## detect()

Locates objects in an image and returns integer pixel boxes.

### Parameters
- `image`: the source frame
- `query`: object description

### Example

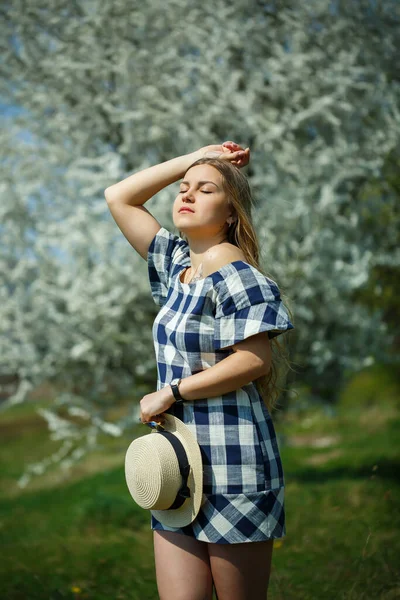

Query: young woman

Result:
[105,141,294,600]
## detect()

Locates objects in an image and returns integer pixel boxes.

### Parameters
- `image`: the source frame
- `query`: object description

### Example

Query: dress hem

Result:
[150,487,286,544]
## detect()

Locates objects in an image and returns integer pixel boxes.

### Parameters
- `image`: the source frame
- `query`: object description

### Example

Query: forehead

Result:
[183,164,223,185]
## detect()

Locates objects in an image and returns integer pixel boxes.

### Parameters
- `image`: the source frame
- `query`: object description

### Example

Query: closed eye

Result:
[178,190,213,194]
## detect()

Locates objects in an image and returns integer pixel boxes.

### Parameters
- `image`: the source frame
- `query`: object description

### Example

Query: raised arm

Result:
[104,143,249,261]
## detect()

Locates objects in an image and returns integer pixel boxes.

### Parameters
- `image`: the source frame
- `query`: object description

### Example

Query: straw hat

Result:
[125,414,203,527]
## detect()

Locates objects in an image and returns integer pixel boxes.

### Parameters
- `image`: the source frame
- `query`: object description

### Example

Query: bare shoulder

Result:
[204,243,247,276]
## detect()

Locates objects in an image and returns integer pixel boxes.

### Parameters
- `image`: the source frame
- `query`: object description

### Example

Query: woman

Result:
[105,141,294,600]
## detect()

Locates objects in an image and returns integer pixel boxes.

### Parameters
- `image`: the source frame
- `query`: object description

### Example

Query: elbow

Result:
[104,186,117,204]
[258,358,271,377]
[263,363,272,377]
[246,357,270,380]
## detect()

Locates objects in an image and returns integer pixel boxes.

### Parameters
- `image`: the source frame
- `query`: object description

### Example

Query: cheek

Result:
[213,199,228,217]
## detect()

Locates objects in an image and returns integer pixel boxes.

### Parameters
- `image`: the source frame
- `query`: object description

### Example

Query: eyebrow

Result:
[180,180,220,189]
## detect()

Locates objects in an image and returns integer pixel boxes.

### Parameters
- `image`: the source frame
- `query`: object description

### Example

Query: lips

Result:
[179,208,194,213]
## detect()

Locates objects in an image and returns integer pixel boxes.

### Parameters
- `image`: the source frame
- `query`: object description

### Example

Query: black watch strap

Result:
[170,378,185,404]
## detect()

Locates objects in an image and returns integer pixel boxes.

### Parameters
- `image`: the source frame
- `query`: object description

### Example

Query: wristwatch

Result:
[170,377,185,404]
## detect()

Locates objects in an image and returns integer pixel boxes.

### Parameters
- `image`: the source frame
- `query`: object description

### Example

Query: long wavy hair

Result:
[177,157,295,414]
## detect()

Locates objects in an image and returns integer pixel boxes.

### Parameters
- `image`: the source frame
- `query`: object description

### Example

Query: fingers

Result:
[202,142,250,166]
[222,143,250,167]
[237,147,250,167]
[220,148,250,168]
[139,413,165,425]
[223,141,242,150]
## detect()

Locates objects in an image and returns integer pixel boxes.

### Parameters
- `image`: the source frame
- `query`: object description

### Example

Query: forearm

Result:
[104,150,202,206]
[178,352,267,402]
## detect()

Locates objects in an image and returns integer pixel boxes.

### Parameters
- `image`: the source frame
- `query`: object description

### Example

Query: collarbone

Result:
[203,245,246,275]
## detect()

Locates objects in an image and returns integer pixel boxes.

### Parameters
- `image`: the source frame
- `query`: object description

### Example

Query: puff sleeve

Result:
[147,226,189,307]
[213,263,294,350]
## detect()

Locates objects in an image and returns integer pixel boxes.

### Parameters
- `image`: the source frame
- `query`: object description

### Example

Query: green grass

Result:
[276,401,400,599]
[0,371,399,599]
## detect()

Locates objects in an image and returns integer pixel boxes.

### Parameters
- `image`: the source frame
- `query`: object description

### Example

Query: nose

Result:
[181,190,194,202]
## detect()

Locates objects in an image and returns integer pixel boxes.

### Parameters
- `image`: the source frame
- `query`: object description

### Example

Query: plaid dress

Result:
[147,226,294,544]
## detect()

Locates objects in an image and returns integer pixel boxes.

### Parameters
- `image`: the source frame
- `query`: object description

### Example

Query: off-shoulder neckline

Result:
[178,260,252,287]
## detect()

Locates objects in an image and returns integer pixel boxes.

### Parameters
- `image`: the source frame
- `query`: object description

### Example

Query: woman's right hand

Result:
[197,141,250,168]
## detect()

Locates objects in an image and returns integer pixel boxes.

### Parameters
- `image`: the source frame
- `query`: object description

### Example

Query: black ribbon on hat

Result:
[159,431,191,510]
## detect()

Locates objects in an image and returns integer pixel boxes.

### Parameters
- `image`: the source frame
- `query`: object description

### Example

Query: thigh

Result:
[208,539,274,600]
[153,530,214,600]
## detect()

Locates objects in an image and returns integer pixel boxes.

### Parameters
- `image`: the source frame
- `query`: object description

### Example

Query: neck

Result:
[185,231,229,269]
[184,236,228,284]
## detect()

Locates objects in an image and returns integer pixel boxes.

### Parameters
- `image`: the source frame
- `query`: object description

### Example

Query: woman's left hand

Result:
[139,387,175,424]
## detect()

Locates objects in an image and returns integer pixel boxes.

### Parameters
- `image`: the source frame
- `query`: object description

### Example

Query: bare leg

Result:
[153,530,214,600]
[208,539,274,600]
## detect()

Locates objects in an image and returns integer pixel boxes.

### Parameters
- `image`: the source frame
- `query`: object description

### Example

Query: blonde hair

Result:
[178,157,295,414]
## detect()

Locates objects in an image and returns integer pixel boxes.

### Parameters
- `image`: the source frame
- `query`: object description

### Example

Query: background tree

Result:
[0,0,399,483]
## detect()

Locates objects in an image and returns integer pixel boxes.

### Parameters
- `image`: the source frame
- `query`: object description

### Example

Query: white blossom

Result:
[0,0,398,483]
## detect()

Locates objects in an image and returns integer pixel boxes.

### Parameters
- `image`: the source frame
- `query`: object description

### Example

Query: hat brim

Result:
[150,413,203,528]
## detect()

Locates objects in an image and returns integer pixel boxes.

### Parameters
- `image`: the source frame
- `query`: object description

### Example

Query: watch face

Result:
[171,378,180,386]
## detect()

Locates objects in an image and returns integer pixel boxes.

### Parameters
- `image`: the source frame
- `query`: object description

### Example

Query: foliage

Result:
[0,0,399,479]
[338,363,400,410]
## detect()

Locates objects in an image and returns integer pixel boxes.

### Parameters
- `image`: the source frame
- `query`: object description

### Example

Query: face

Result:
[173,164,231,238]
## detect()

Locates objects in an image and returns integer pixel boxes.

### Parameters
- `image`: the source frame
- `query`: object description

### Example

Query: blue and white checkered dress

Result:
[147,226,294,544]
